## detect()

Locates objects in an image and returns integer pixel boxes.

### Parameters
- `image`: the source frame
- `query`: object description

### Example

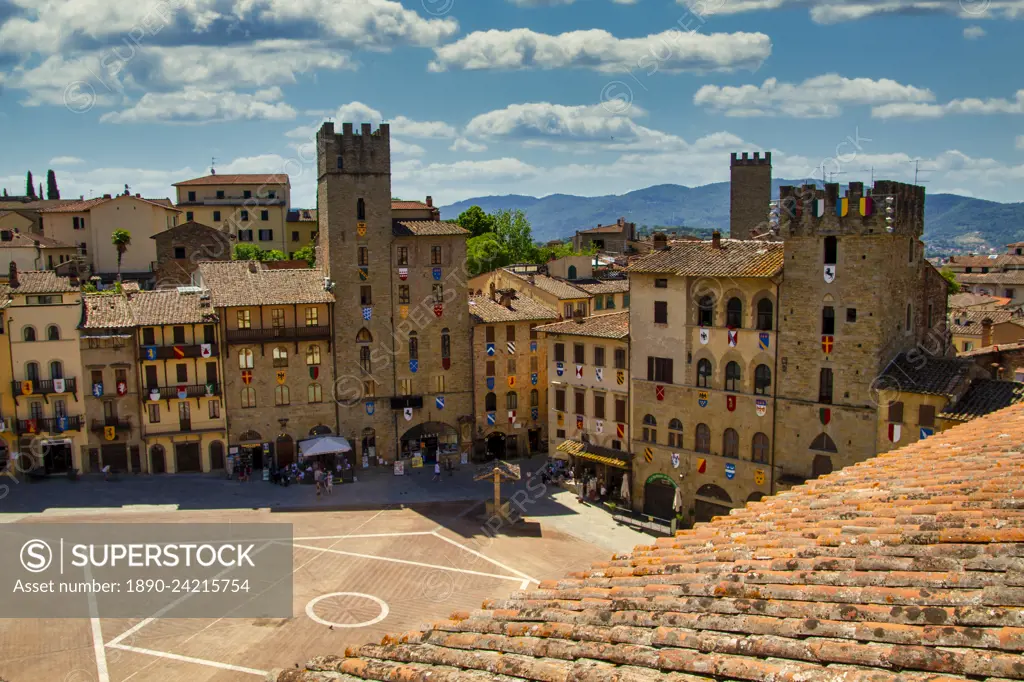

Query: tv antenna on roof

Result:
[210,157,216,175]
[910,159,932,185]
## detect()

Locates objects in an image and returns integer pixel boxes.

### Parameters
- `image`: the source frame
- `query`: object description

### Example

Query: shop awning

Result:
[557,440,631,469]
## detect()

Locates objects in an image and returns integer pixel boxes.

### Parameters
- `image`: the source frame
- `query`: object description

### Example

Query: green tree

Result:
[492,208,535,263]
[456,205,496,238]
[294,242,316,267]
[939,267,962,295]
[466,233,511,276]
[25,171,35,198]
[110,229,132,280]
[233,243,264,261]
[46,170,60,199]
[39,182,43,199]
[263,249,287,261]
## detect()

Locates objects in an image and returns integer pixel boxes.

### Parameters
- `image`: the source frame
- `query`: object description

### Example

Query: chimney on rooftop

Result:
[8,261,18,288]
[103,194,112,199]
[489,282,497,302]
[499,290,515,309]
[982,318,993,348]
[652,232,668,251]
[425,196,433,208]
[712,230,722,249]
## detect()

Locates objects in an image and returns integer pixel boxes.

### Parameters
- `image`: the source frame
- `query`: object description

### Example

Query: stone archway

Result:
[485,432,506,460]
[695,483,732,524]
[399,421,457,465]
[643,473,677,520]
[276,434,295,468]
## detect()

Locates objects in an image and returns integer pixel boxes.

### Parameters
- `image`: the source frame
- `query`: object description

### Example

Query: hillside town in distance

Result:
[3,123,1024,682]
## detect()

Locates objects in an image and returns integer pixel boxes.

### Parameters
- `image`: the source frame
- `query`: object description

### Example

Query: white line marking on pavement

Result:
[293,531,436,540]
[293,543,525,582]
[85,566,111,682]
[106,644,266,677]
[431,531,540,585]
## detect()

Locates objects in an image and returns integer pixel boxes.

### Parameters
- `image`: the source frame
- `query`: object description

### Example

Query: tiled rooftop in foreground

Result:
[271,401,1024,681]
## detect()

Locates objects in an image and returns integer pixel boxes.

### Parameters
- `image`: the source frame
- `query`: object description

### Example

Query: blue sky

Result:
[0,0,1021,209]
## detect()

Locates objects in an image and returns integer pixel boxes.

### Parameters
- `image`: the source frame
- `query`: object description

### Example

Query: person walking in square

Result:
[315,467,322,497]
[326,470,333,495]
[432,461,441,482]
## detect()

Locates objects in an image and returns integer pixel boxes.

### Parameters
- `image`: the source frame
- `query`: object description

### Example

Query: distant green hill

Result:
[440,181,1024,253]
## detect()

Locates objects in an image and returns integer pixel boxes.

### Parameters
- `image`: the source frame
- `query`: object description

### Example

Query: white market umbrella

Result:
[673,485,683,513]
[299,436,352,458]
[620,474,630,504]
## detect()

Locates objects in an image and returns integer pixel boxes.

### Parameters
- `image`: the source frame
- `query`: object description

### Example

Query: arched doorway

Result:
[812,454,833,478]
[209,441,225,470]
[276,434,295,468]
[150,445,166,474]
[486,432,506,460]
[238,429,264,469]
[310,424,332,437]
[399,422,457,464]
[695,483,732,523]
[747,491,765,503]
[361,428,376,464]
[643,474,676,520]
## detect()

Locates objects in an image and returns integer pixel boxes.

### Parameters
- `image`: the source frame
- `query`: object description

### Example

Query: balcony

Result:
[145,383,221,400]
[90,417,133,433]
[12,378,78,396]
[226,326,330,344]
[140,343,219,360]
[18,416,83,433]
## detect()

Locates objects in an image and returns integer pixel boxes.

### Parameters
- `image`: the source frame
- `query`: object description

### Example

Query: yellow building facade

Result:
[175,174,291,256]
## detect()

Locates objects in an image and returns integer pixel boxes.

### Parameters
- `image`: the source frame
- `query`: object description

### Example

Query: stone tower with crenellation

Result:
[772,180,948,484]
[729,151,772,239]
[316,122,475,464]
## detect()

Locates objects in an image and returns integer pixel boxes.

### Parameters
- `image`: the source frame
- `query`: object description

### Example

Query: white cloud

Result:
[872,90,1024,118]
[99,87,297,124]
[450,138,488,152]
[694,74,935,118]
[1017,135,1024,150]
[463,102,689,151]
[683,0,1023,23]
[428,27,771,74]
[963,25,987,38]
[49,156,85,166]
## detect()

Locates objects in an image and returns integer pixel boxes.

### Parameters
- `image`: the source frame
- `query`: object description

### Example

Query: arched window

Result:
[726,297,743,328]
[25,361,40,381]
[530,389,539,407]
[441,328,451,362]
[506,391,518,410]
[241,387,256,408]
[485,392,497,412]
[356,328,373,343]
[238,348,253,369]
[725,361,741,392]
[357,198,366,221]
[306,345,321,365]
[308,383,323,403]
[275,385,290,406]
[695,423,711,454]
[697,358,712,387]
[668,418,683,447]
[698,295,714,326]
[810,432,838,452]
[752,432,769,463]
[408,331,418,361]
[756,298,773,331]
[824,236,837,265]
[49,360,63,379]
[22,326,36,342]
[754,364,771,395]
[723,428,739,458]
[567,265,577,280]
[360,346,371,373]
[642,414,657,443]
[46,325,60,341]
[273,346,288,367]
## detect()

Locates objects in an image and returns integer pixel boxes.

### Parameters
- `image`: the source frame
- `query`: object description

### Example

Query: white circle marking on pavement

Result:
[305,592,390,628]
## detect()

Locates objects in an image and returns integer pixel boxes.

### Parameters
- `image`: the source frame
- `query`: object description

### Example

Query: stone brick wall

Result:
[471,319,549,458]
[317,122,474,462]
[729,152,771,239]
[154,223,233,289]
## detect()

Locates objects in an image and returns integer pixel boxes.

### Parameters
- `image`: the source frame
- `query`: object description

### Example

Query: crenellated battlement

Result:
[777,179,925,238]
[317,122,391,178]
[731,151,772,167]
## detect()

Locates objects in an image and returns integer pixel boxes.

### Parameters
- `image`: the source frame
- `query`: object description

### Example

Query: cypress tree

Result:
[26,171,35,198]
[46,170,60,199]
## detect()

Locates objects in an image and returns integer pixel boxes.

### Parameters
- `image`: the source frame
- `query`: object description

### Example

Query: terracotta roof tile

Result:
[7,270,77,294]
[173,174,290,186]
[130,289,218,325]
[391,201,431,210]
[469,293,559,324]
[626,239,784,278]
[272,403,1024,682]
[534,311,629,339]
[287,209,317,223]
[0,231,76,249]
[580,223,630,234]
[0,283,10,309]
[575,278,629,295]
[948,292,1013,309]
[947,254,1024,269]
[197,261,333,307]
[0,199,82,211]
[80,293,135,329]
[940,379,1024,422]
[879,354,973,396]
[505,271,590,300]
[958,271,1024,285]
[36,195,182,213]
[392,220,469,237]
